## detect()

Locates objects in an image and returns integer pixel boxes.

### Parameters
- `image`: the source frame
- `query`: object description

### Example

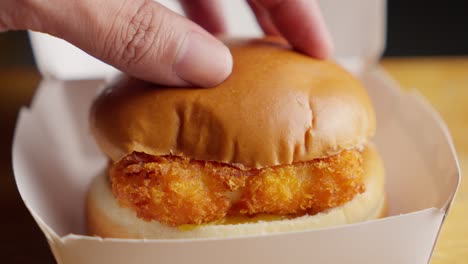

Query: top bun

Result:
[90,37,375,169]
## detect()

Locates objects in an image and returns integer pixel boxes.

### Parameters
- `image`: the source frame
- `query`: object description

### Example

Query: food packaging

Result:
[14,1,460,263]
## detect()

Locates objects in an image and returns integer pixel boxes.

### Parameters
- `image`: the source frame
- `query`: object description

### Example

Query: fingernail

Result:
[174,31,233,87]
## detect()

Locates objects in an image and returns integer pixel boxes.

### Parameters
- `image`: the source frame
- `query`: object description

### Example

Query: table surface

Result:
[1,58,467,263]
[382,58,468,264]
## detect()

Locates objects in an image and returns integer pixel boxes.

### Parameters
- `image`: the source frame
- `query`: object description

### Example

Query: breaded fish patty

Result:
[110,149,364,226]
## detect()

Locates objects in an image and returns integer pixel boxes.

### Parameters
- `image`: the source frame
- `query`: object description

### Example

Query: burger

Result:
[87,37,385,239]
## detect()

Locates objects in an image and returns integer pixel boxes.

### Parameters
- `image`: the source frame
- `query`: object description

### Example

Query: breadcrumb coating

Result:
[109,150,364,226]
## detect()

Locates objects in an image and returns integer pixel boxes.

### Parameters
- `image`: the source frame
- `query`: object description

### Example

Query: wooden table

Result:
[1,58,467,263]
[382,58,468,264]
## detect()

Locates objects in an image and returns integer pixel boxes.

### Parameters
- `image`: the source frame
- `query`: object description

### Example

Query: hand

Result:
[0,0,333,87]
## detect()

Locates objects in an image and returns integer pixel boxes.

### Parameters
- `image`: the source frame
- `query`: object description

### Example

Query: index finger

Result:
[252,0,333,59]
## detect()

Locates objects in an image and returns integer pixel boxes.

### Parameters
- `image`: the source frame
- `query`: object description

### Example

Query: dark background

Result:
[1,0,467,263]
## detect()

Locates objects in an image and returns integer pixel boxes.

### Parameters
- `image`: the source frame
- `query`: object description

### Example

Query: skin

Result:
[0,0,333,87]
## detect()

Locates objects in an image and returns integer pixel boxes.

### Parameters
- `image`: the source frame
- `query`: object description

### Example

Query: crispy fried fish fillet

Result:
[109,150,364,226]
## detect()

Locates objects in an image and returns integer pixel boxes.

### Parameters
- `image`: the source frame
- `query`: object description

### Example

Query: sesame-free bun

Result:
[87,144,385,239]
[90,38,375,169]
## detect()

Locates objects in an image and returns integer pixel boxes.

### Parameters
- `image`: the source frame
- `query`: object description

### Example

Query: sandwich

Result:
[87,37,385,239]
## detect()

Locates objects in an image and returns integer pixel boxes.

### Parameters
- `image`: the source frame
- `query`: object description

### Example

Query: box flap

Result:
[29,0,386,80]
[51,210,442,264]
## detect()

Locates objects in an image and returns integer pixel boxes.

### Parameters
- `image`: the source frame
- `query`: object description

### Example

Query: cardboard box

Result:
[14,1,460,263]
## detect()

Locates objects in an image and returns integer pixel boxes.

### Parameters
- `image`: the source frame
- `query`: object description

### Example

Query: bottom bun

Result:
[87,144,385,239]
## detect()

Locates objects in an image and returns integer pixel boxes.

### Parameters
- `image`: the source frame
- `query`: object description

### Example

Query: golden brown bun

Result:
[90,38,375,169]
[87,144,385,239]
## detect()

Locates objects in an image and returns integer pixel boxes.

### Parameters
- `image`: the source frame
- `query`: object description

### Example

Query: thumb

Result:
[31,0,233,87]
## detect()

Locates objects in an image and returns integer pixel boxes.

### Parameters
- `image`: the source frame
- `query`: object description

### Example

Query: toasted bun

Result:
[87,144,385,239]
[90,38,375,169]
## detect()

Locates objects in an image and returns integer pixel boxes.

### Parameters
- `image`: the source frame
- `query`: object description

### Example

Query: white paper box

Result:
[15,1,460,264]
[29,0,385,78]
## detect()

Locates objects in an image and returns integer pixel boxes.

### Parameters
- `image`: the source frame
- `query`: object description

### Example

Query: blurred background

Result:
[1,0,467,263]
